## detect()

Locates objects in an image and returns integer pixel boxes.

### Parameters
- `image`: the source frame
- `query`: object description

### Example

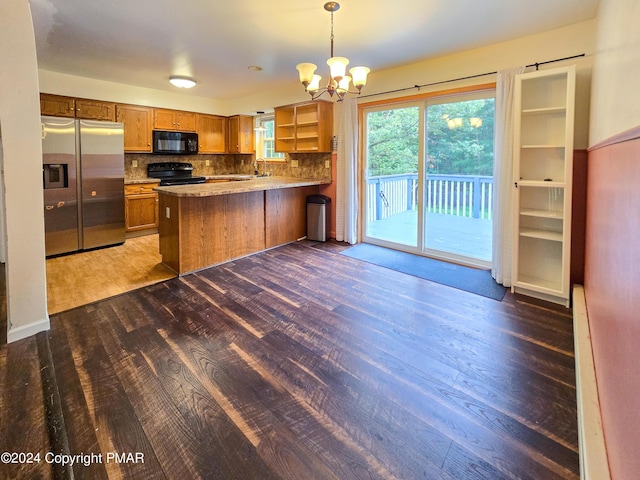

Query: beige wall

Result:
[38,68,318,118]
[583,0,640,478]
[358,19,595,150]
[232,20,597,139]
[39,20,598,137]
[39,70,231,116]
[8,12,598,344]
[589,0,640,145]
[0,0,50,342]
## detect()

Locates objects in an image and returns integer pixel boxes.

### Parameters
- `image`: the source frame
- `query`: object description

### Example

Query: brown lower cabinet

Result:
[125,184,158,235]
[265,187,317,248]
[158,185,319,274]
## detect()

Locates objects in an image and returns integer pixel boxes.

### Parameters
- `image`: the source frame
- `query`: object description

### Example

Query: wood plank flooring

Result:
[1,240,578,480]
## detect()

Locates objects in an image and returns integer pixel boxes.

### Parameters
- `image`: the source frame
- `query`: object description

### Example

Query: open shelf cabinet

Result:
[512,65,575,306]
[274,100,333,153]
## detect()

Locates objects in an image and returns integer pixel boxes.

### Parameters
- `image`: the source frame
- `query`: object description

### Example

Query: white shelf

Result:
[521,144,565,149]
[522,106,566,115]
[519,228,563,242]
[515,275,562,294]
[517,180,566,188]
[512,65,575,306]
[520,209,564,219]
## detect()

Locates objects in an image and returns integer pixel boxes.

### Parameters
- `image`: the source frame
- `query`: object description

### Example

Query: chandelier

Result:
[296,2,370,101]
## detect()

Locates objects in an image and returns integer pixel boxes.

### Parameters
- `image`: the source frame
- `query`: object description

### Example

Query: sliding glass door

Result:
[363,91,495,266]
[364,104,422,248]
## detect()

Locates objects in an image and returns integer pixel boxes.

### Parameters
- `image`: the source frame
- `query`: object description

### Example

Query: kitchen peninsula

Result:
[155,177,329,274]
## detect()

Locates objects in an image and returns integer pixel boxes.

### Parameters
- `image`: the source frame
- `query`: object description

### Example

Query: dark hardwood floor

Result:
[0,262,6,346]
[0,240,578,480]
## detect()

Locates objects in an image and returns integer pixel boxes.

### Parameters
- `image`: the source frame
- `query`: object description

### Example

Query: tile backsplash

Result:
[125,153,331,181]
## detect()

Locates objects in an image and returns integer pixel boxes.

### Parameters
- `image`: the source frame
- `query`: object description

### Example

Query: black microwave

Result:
[152,130,198,155]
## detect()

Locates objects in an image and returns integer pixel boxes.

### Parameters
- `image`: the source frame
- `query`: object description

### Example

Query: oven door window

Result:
[156,138,185,152]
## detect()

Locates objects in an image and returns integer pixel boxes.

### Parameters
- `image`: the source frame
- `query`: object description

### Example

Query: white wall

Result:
[39,70,230,116]
[231,20,597,148]
[39,20,597,144]
[355,19,596,150]
[1,10,597,345]
[0,0,50,342]
[589,0,640,145]
[39,69,313,118]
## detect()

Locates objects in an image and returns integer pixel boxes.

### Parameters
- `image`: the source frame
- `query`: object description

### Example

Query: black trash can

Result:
[307,194,331,242]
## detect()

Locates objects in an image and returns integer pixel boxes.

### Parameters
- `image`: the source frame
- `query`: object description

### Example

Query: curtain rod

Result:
[359,53,585,99]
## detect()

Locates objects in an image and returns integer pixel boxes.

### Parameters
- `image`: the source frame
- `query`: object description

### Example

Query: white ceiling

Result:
[29,0,599,101]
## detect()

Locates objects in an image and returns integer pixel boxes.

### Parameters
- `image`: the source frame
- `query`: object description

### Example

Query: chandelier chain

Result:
[330,10,335,58]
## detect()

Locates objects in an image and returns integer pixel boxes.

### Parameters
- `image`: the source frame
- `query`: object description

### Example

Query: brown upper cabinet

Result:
[116,104,153,153]
[227,115,254,154]
[41,92,255,155]
[274,100,333,153]
[196,114,226,154]
[40,94,75,118]
[40,93,116,121]
[75,99,117,121]
[153,108,196,132]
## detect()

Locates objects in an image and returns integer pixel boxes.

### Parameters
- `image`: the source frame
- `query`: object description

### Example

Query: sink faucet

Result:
[255,157,268,177]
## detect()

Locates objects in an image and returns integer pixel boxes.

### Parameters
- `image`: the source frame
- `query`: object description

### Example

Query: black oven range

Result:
[147,162,206,186]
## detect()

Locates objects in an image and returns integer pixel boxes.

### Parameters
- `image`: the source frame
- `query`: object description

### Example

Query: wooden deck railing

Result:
[367,173,494,222]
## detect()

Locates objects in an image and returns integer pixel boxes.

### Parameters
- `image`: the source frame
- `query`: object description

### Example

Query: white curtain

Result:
[336,96,359,244]
[492,66,525,286]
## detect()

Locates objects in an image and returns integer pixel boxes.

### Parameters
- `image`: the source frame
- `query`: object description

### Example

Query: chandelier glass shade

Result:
[296,2,370,101]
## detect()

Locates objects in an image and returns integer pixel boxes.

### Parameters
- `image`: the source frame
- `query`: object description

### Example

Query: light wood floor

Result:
[46,234,176,314]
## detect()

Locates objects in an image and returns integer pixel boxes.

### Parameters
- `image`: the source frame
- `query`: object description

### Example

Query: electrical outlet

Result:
[132,160,138,168]
[205,159,210,167]
[325,160,330,169]
[165,207,170,219]
[291,160,299,168]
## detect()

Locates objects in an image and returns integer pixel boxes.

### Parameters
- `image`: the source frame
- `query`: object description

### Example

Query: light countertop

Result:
[152,176,331,197]
[125,174,255,185]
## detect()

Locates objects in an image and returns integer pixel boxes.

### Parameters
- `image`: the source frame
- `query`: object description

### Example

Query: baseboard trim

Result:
[7,317,50,343]
[573,285,611,480]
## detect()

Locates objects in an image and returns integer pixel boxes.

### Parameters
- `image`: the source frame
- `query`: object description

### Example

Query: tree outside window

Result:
[256,117,285,161]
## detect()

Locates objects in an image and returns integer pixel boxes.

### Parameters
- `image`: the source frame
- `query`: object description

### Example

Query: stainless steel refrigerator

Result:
[42,116,125,257]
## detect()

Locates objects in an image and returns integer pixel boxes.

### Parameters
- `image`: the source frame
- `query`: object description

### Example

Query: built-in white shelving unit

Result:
[512,65,576,306]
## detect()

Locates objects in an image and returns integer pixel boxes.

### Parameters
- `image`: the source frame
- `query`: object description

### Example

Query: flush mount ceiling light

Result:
[169,76,196,88]
[296,2,370,102]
